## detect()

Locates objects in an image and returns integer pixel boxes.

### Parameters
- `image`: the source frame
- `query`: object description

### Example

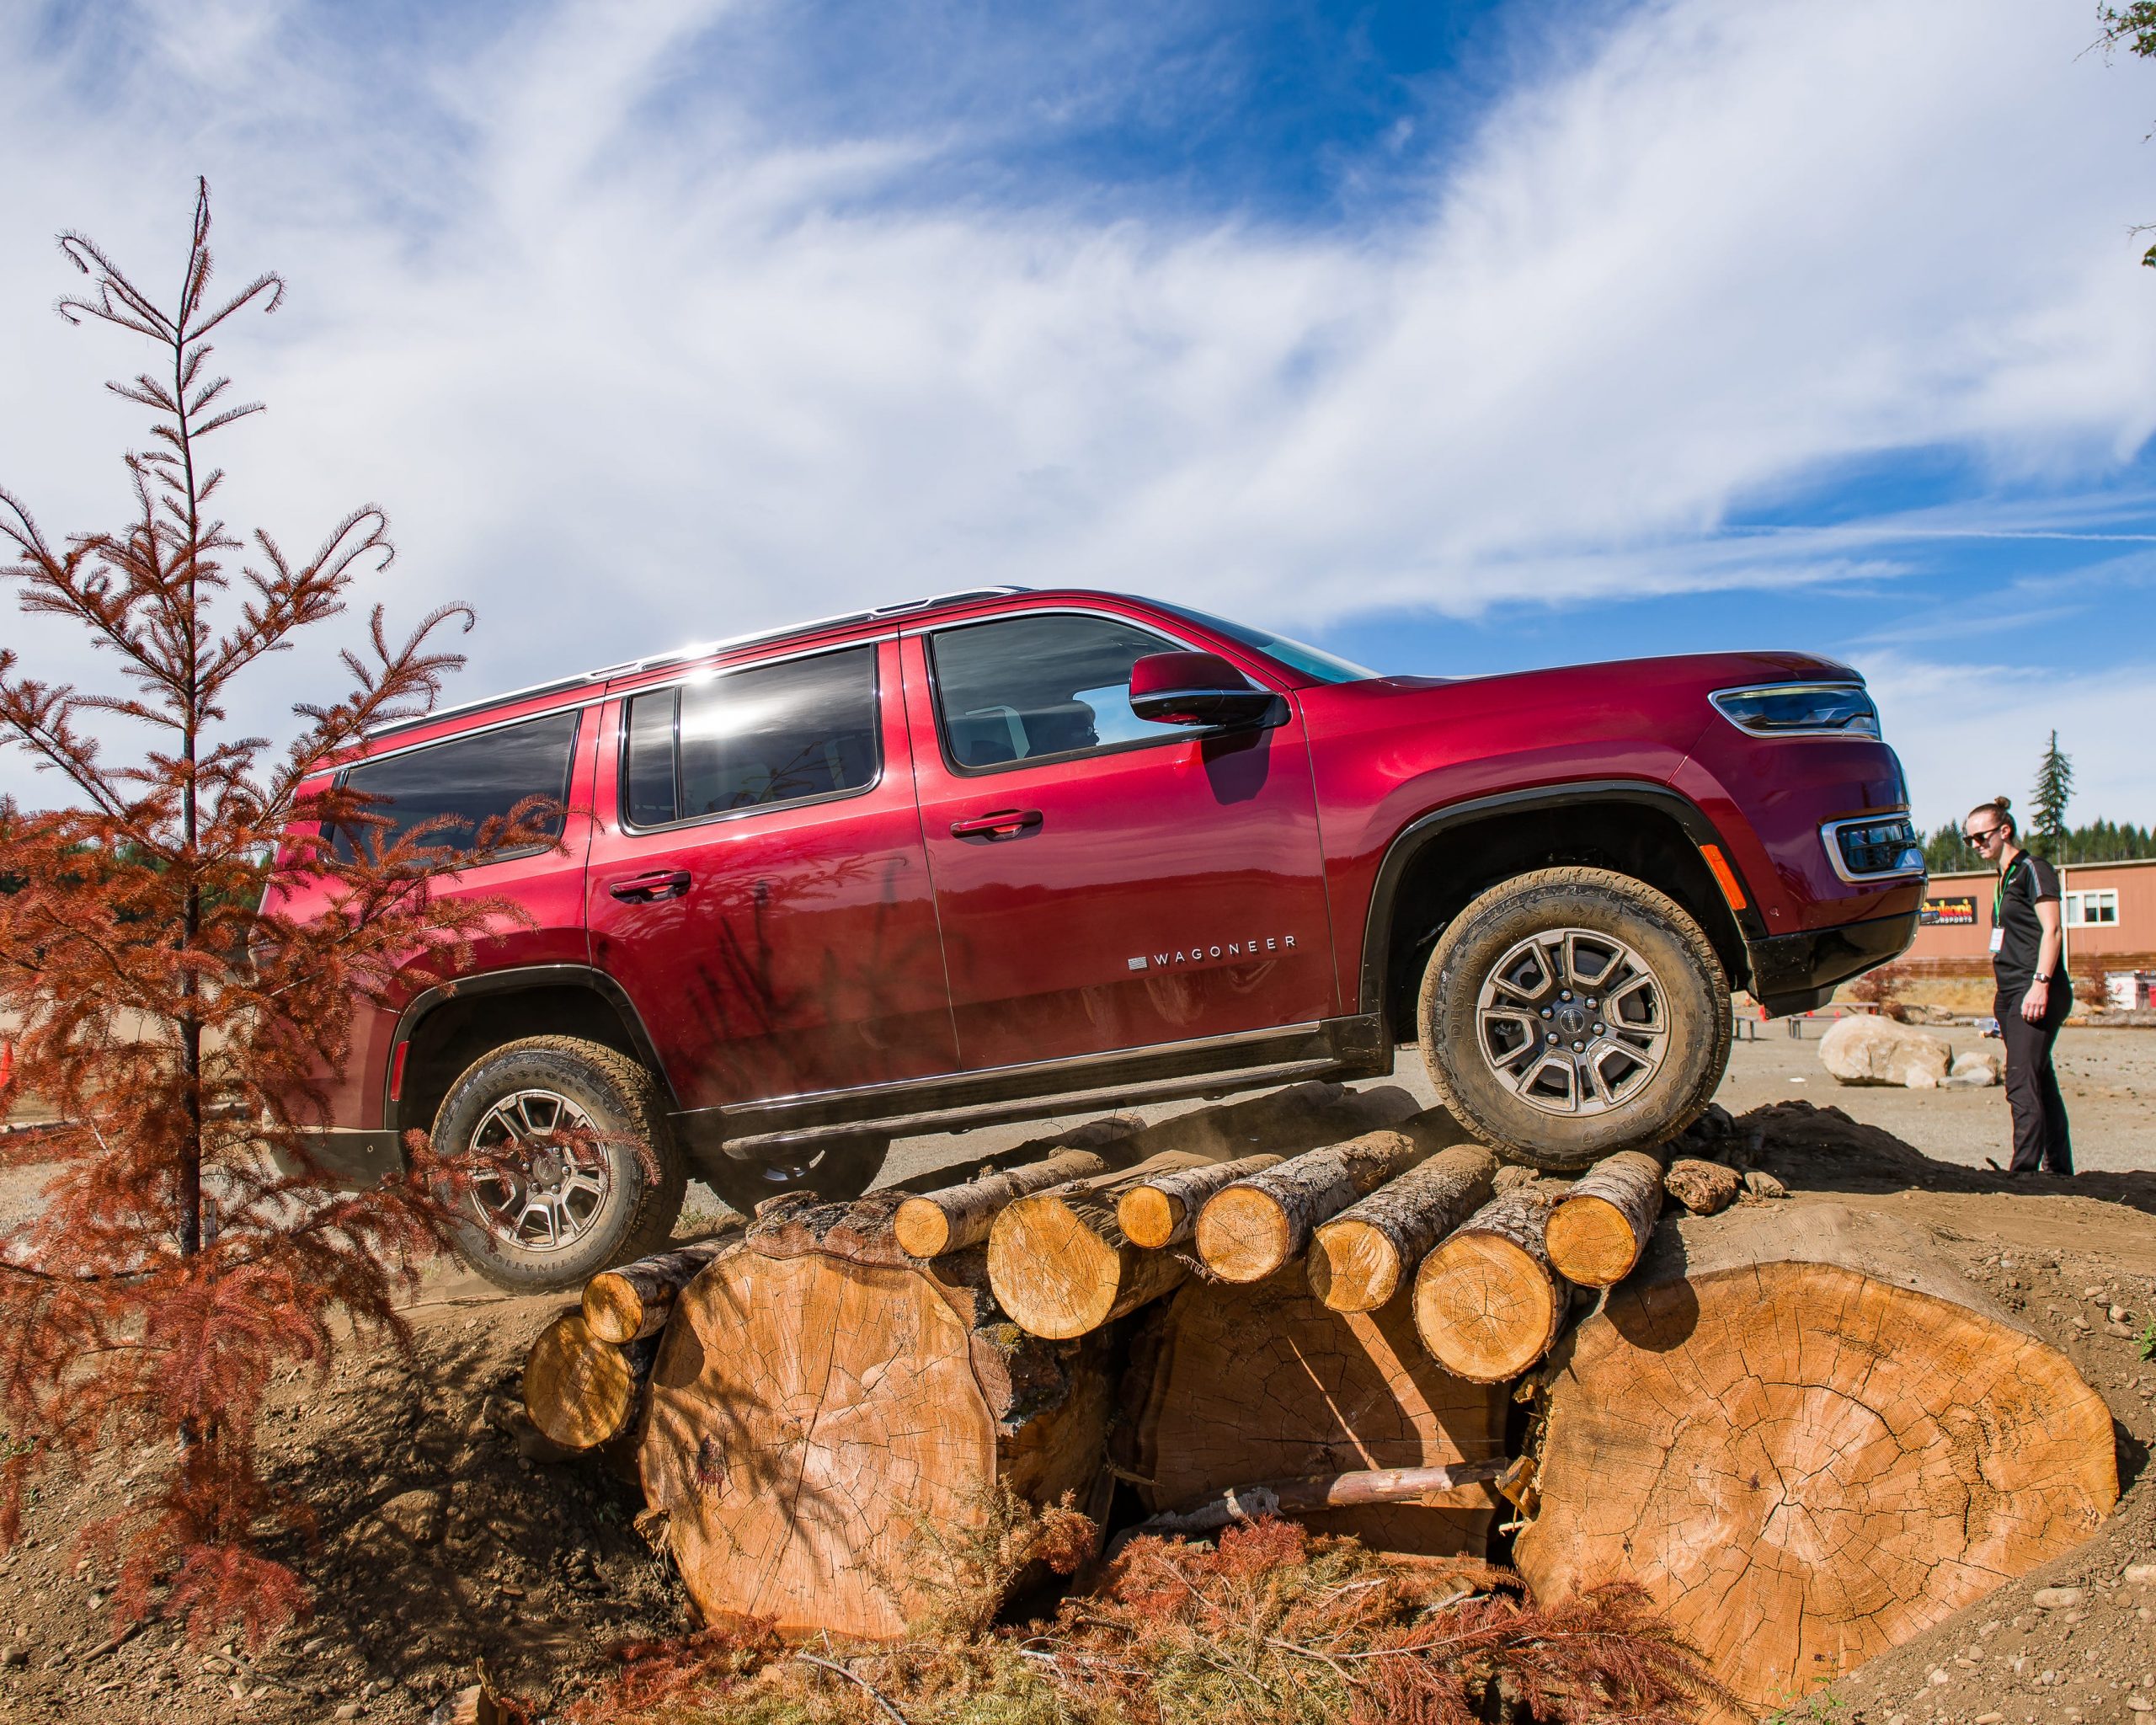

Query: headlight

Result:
[1710,682,1879,738]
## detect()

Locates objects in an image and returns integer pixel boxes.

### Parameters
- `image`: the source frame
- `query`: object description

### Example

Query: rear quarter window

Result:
[334,709,580,862]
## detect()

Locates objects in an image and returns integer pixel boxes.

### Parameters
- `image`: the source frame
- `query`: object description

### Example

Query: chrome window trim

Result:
[1820,813,1925,884]
[1708,681,1879,740]
[612,638,889,836]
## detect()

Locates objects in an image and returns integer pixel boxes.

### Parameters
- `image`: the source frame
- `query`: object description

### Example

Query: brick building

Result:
[1904,857,2156,1005]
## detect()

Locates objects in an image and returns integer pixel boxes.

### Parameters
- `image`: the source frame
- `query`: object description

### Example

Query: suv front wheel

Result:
[430,1036,686,1292]
[1418,867,1731,1170]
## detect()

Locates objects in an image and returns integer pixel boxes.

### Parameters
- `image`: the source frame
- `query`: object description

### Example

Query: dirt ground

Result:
[0,1030,2149,1725]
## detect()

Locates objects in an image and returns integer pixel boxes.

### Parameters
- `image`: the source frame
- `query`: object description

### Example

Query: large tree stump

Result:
[1307,1143,1497,1312]
[1411,1187,1571,1383]
[1513,1203,2120,1715]
[640,1192,1113,1641]
[1543,1151,1664,1288]
[1117,1274,1508,1557]
[1193,1124,1438,1284]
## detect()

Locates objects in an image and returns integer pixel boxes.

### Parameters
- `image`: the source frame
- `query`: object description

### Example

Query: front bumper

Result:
[1745,907,1919,1017]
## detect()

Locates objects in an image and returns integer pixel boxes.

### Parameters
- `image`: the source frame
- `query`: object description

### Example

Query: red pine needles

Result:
[0,182,547,1643]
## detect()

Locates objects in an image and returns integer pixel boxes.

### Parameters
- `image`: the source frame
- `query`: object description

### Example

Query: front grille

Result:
[1824,815,1924,882]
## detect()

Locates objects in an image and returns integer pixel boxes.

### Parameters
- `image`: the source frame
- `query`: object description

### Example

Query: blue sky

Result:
[3,0,2154,831]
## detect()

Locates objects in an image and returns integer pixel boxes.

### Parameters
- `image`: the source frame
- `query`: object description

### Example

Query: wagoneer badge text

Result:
[1128,935,1297,972]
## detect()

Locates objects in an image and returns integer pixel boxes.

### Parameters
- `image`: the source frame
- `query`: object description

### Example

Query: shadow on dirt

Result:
[1745,1098,2156,1218]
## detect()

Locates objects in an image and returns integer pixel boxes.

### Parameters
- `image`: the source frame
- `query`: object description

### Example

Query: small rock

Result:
[2127,1697,2153,1714]
[2111,1305,2132,1324]
[1928,1668,1951,1685]
[377,1489,447,1546]
[1976,1713,2007,1724]
[335,1706,366,1722]
[1742,1168,1788,1199]
[0,1648,24,1669]
[2034,1587,2085,1610]
[2125,1563,2156,1586]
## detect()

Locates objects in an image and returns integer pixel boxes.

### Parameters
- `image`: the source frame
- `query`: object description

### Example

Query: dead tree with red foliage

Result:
[0,181,552,1642]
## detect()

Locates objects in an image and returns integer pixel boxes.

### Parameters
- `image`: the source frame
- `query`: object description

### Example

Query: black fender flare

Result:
[1355,779,1766,1021]
[384,963,678,1133]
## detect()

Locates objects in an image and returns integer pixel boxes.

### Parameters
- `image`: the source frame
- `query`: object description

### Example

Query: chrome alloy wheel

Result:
[1472,927,1668,1117]
[467,1087,611,1252]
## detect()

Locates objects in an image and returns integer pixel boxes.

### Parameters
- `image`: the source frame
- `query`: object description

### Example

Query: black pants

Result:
[1995,983,2073,1174]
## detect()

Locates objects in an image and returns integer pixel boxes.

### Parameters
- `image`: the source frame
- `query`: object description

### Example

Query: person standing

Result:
[1963,797,2073,1175]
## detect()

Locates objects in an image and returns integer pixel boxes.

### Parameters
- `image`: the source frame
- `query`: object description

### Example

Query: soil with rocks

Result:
[0,1033,2149,1724]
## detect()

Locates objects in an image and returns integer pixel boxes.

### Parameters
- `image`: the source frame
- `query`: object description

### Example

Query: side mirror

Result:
[1129,651,1275,727]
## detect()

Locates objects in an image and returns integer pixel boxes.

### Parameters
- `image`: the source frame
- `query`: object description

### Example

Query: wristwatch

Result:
[2031,971,2052,984]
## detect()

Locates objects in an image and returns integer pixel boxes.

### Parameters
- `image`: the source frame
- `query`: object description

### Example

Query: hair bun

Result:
[1993,796,2011,810]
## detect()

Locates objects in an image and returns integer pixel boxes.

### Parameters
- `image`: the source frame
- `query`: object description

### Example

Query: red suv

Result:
[274,587,1922,1289]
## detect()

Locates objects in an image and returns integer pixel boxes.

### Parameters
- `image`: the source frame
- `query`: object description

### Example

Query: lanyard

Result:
[1993,856,2021,927]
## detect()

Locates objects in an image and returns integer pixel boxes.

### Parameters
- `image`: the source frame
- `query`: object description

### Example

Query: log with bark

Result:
[524,1311,654,1450]
[987,1151,1220,1339]
[1662,1156,1740,1216]
[986,1082,1421,1338]
[1513,1203,2120,1716]
[1411,1185,1572,1384]
[1193,1118,1447,1284]
[1116,1152,1282,1250]
[888,1114,1145,1259]
[639,1189,1113,1641]
[582,1234,741,1343]
[1542,1151,1665,1288]
[1117,1273,1508,1557]
[1306,1143,1498,1312]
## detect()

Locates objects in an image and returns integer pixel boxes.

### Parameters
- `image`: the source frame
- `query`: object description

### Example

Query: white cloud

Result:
[2,0,2154,806]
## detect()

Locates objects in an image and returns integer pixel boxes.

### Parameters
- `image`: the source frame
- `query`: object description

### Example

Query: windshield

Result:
[1155,603,1380,685]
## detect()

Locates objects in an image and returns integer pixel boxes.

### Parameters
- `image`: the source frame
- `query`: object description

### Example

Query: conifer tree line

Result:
[1919,730,2150,870]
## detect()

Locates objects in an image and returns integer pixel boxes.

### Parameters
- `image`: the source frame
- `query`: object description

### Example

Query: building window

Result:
[2064,889,2119,927]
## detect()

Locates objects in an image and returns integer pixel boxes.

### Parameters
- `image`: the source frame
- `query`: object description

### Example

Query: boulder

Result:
[1817,1015,1952,1087]
[1950,1048,2004,1087]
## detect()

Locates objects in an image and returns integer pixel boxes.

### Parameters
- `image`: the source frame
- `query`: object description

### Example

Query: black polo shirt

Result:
[1992,852,2061,991]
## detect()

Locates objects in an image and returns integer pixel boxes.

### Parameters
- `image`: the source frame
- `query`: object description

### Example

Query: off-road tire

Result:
[699,1134,889,1217]
[1417,867,1730,1170]
[430,1036,686,1293]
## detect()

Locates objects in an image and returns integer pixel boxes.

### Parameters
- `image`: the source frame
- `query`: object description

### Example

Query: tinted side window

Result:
[928,614,1201,768]
[336,709,579,861]
[621,644,878,827]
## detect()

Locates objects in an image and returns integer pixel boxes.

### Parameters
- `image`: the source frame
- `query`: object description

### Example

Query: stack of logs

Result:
[523,1086,2119,1714]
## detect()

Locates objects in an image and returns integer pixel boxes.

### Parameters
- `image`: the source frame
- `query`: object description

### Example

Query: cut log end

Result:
[524,1312,636,1450]
[1305,1217,1400,1312]
[1543,1195,1637,1288]
[1412,1231,1561,1384]
[1118,1185,1183,1252]
[580,1274,647,1346]
[891,1196,957,1259]
[1193,1186,1293,1284]
[988,1196,1127,1339]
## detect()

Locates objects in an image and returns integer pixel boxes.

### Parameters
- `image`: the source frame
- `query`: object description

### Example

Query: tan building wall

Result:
[1903,857,2156,978]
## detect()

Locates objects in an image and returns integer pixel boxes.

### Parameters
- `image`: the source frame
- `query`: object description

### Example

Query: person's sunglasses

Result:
[1964,825,2004,845]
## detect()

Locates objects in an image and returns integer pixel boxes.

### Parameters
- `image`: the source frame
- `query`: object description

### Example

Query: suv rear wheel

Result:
[1417,867,1730,1170]
[430,1036,686,1292]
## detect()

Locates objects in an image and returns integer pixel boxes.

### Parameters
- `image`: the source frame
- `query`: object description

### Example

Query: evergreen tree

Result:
[1924,822,1981,873]
[2030,731,2073,858]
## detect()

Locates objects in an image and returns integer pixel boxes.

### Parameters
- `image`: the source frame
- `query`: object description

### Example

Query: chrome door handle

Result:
[949,809,1044,841]
[608,868,692,903]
